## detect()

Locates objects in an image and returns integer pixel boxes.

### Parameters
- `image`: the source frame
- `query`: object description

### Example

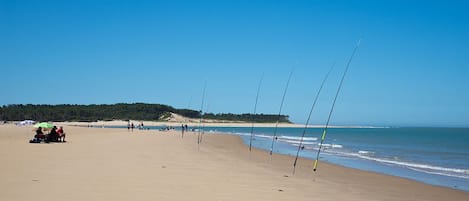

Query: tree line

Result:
[0,103,291,123]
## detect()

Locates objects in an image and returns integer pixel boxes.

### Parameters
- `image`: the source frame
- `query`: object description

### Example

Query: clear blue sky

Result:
[1,0,468,127]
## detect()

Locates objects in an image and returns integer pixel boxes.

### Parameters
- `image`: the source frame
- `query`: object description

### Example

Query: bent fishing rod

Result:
[292,63,335,174]
[200,102,210,144]
[249,73,264,152]
[314,39,361,172]
[269,68,294,158]
[197,82,207,148]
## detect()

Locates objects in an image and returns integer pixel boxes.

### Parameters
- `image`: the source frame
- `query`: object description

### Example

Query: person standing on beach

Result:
[131,122,134,132]
[127,121,130,131]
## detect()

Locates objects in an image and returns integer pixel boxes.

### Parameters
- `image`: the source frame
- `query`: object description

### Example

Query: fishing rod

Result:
[199,101,209,144]
[249,73,264,152]
[292,63,335,175]
[313,39,361,172]
[197,82,207,148]
[269,68,294,157]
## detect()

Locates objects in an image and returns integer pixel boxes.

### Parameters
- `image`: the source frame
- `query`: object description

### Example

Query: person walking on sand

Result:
[131,122,134,132]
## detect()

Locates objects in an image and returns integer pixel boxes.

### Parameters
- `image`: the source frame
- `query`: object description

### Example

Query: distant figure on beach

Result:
[127,121,130,131]
[181,124,185,134]
[30,126,45,143]
[131,122,134,132]
[185,124,188,131]
[47,126,59,142]
[35,127,45,140]
[57,126,66,142]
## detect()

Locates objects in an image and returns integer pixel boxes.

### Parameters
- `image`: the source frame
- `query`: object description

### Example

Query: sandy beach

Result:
[57,119,376,128]
[57,119,307,128]
[1,124,467,201]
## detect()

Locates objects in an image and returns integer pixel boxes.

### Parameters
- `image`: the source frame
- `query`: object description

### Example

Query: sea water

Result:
[195,127,469,191]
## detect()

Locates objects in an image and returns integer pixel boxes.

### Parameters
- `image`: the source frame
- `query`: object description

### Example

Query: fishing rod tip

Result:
[356,38,362,46]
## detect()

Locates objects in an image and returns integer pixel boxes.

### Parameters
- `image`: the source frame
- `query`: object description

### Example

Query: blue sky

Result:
[1,0,468,127]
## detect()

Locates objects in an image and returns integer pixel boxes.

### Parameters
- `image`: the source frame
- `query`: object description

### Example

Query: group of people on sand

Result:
[127,121,148,131]
[30,126,66,143]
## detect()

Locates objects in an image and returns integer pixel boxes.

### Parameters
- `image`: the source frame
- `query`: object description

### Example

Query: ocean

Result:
[196,126,469,191]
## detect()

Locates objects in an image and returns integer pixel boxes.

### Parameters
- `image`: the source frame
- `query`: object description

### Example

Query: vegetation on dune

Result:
[0,103,291,123]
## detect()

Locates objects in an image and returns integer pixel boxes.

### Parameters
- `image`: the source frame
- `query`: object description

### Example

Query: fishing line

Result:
[313,39,361,172]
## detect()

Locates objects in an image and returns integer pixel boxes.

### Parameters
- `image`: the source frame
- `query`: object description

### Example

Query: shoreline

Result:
[1,124,467,200]
[26,120,382,128]
[70,124,469,192]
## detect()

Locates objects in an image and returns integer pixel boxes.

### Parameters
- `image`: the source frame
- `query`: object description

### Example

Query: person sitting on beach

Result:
[34,127,45,140]
[57,126,66,142]
[46,126,60,142]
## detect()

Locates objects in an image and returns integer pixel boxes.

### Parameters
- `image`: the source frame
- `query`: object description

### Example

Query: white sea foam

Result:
[318,143,343,148]
[358,150,374,155]
[354,155,469,176]
[332,144,343,148]
[279,139,317,145]
[303,146,317,150]
[407,167,469,179]
[255,134,273,139]
[234,132,250,136]
[319,149,469,180]
[279,136,318,141]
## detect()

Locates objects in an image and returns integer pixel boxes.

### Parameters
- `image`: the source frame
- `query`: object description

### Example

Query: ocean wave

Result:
[234,132,250,136]
[318,143,343,148]
[255,134,273,139]
[303,145,317,150]
[278,136,318,141]
[358,150,374,155]
[278,139,317,145]
[353,154,469,176]
[320,150,469,179]
[407,167,469,179]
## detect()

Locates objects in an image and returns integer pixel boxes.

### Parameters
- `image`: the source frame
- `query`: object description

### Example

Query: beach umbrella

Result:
[33,122,54,129]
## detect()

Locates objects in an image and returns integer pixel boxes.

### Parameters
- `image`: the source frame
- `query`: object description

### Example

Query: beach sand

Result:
[1,124,467,201]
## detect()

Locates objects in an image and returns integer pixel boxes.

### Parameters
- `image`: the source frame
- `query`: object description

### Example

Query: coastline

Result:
[1,124,467,200]
[54,120,380,128]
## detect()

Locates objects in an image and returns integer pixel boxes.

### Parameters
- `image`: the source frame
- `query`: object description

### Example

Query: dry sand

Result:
[57,119,374,128]
[1,124,467,201]
[58,120,305,128]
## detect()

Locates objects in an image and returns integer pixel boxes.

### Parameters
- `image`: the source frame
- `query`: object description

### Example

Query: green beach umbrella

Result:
[33,122,54,129]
